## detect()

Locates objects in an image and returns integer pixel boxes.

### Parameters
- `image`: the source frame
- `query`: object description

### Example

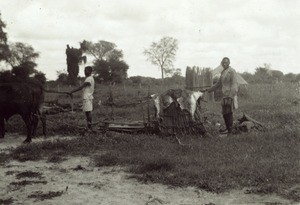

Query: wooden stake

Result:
[147,85,150,123]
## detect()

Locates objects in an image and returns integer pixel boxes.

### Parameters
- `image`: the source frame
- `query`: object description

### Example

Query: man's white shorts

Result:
[82,99,93,112]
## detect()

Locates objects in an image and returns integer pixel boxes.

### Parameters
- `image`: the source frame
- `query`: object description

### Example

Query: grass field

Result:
[2,82,300,202]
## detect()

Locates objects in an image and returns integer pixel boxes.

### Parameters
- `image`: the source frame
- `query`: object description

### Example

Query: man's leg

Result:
[85,111,92,130]
[226,113,233,133]
[221,98,234,134]
[221,114,229,133]
[221,113,233,133]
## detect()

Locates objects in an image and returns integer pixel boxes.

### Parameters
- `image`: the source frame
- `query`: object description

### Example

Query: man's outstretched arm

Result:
[70,82,91,94]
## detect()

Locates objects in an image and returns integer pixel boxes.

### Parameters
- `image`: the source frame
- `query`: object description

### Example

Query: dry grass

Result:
[2,82,300,201]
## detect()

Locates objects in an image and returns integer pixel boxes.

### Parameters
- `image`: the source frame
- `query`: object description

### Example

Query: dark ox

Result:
[0,82,46,143]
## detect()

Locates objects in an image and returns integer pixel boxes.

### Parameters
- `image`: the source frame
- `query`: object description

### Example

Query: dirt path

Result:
[0,135,296,205]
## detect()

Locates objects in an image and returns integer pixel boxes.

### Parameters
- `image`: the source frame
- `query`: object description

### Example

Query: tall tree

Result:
[80,40,128,83]
[7,42,40,79]
[0,13,10,63]
[80,40,123,61]
[143,36,178,80]
[0,14,45,82]
[65,44,86,85]
[8,42,39,66]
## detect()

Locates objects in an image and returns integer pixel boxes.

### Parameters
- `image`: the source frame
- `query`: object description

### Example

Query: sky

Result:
[0,0,299,80]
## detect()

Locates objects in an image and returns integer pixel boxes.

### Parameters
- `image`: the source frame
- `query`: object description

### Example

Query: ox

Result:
[0,81,46,143]
[152,89,204,121]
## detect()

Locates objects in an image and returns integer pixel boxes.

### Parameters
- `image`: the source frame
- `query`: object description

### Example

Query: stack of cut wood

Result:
[185,66,214,102]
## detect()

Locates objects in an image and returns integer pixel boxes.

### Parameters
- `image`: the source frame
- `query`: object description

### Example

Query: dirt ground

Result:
[0,135,297,205]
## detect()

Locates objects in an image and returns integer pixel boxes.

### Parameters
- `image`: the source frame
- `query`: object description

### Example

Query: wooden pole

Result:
[70,95,74,113]
[109,85,114,120]
[147,85,150,123]
[138,90,145,123]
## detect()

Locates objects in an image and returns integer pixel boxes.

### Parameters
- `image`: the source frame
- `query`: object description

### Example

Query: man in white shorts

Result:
[70,66,95,130]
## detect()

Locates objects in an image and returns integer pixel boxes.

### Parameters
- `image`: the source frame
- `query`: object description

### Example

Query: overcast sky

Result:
[0,0,299,80]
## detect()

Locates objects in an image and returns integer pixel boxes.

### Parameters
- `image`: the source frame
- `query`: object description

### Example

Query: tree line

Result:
[240,65,300,84]
[62,36,178,85]
[1,12,299,86]
[63,40,129,85]
[1,11,180,85]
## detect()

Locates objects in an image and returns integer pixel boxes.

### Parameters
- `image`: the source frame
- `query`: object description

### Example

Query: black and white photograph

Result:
[0,0,299,204]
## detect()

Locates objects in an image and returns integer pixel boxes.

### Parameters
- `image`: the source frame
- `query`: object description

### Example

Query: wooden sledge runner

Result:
[97,120,158,134]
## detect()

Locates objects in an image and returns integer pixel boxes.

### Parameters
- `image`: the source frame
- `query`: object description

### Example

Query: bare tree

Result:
[143,36,178,80]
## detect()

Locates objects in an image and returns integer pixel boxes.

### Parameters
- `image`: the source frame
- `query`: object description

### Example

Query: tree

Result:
[33,71,46,85]
[56,69,68,84]
[93,59,128,83]
[11,62,36,79]
[284,73,297,83]
[80,40,128,83]
[173,68,182,77]
[0,70,13,82]
[66,44,86,85]
[270,70,284,83]
[0,14,45,82]
[7,42,39,66]
[6,42,40,79]
[143,36,178,80]
[254,66,272,83]
[109,59,128,83]
[0,13,10,63]
[80,40,123,61]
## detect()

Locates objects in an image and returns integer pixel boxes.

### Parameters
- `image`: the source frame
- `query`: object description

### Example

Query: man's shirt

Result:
[82,76,95,100]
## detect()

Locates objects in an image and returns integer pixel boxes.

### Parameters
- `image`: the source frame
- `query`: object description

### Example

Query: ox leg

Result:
[32,113,39,137]
[0,117,4,138]
[32,110,46,137]
[40,111,47,136]
[22,115,34,143]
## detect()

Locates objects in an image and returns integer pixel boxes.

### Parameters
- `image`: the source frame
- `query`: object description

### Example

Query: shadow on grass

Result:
[15,171,43,179]
[0,153,10,165]
[0,197,14,205]
[27,191,64,201]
